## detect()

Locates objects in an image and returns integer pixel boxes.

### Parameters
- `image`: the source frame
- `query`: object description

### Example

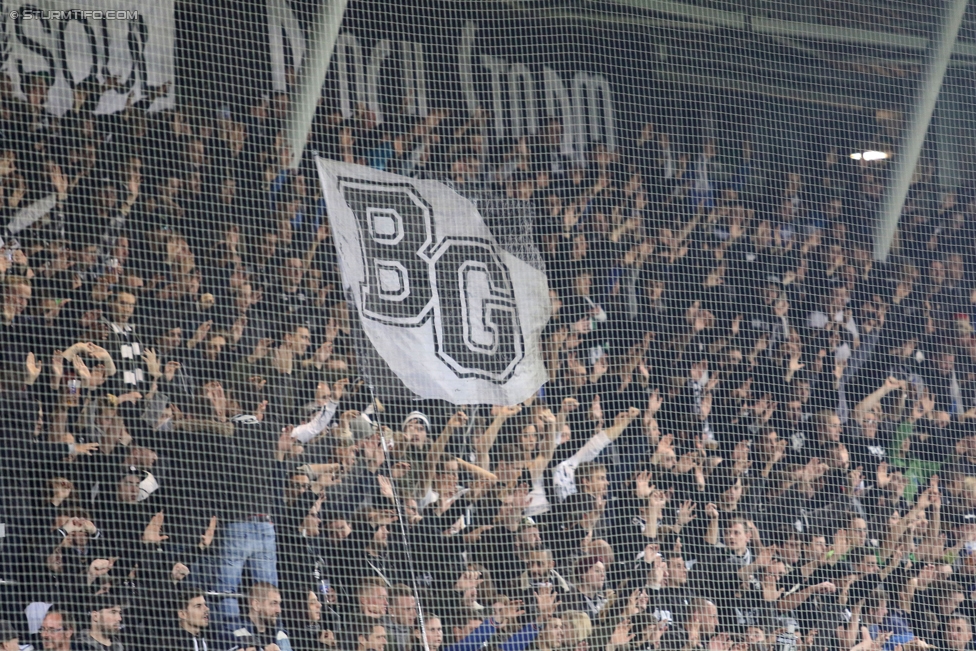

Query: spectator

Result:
[660,597,718,650]
[350,619,387,651]
[77,595,124,651]
[946,615,974,651]
[210,381,284,631]
[357,580,388,621]
[411,615,443,651]
[175,591,212,651]
[40,609,76,651]
[0,621,20,651]
[292,589,338,651]
[99,292,145,393]
[226,582,292,651]
[382,584,417,651]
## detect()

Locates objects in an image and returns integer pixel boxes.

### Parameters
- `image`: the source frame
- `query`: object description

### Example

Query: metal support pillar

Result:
[285,0,350,169]
[874,0,969,261]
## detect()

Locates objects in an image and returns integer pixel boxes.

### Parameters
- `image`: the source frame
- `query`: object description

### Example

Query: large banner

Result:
[1,0,884,152]
[316,158,551,405]
[1,0,620,152]
[0,0,304,115]
[1,0,175,115]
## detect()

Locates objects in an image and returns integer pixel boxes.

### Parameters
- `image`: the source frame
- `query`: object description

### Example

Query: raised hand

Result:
[188,320,213,348]
[277,428,303,460]
[142,348,161,379]
[590,394,604,427]
[493,404,522,418]
[877,461,890,488]
[535,584,560,621]
[676,500,697,526]
[377,474,396,500]
[52,349,64,382]
[787,351,804,373]
[656,434,675,456]
[648,488,668,510]
[634,470,653,499]
[142,512,169,544]
[71,441,100,456]
[324,318,339,343]
[332,378,350,402]
[25,352,42,385]
[647,388,664,416]
[610,619,635,648]
[770,438,788,465]
[447,411,469,429]
[315,381,331,405]
[86,343,112,361]
[756,544,773,568]
[615,406,642,426]
[199,516,218,549]
[539,408,557,429]
[885,376,906,391]
[204,381,227,421]
[624,588,649,617]
[230,316,247,344]
[171,562,190,582]
[87,558,115,583]
[814,581,837,594]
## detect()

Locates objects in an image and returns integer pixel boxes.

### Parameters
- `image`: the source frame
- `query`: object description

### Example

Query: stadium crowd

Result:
[2,68,976,651]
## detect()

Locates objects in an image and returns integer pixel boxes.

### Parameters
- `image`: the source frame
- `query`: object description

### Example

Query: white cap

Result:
[403,410,431,432]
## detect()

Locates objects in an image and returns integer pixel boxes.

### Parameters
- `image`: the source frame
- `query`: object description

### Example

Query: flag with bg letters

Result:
[315,158,551,405]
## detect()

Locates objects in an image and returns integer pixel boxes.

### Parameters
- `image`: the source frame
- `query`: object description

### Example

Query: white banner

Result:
[1,0,176,115]
[0,0,304,116]
[316,158,551,405]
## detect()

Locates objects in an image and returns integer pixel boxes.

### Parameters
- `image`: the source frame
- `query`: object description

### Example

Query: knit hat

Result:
[402,411,431,432]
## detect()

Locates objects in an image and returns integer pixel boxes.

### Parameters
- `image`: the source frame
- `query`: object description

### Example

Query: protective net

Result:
[2,2,976,651]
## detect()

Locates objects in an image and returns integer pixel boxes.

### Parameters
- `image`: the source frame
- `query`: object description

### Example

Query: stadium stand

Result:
[2,2,976,651]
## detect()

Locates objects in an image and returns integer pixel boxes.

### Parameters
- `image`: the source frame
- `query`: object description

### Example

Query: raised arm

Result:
[555,396,578,443]
[420,411,467,494]
[529,408,558,480]
[605,406,641,442]
[551,407,639,502]
[705,502,720,546]
[86,343,117,377]
[475,405,520,470]
[854,376,903,423]
[290,380,347,444]
[777,581,836,613]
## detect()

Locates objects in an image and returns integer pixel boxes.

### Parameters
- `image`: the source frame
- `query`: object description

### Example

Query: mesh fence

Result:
[2,2,976,651]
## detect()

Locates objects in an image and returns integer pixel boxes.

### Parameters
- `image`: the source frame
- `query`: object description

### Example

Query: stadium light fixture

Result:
[850,150,889,161]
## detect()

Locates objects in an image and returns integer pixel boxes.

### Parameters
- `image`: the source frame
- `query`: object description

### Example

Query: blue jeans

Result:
[214,521,278,628]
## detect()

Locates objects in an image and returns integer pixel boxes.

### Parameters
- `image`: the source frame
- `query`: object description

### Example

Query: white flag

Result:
[316,159,551,405]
